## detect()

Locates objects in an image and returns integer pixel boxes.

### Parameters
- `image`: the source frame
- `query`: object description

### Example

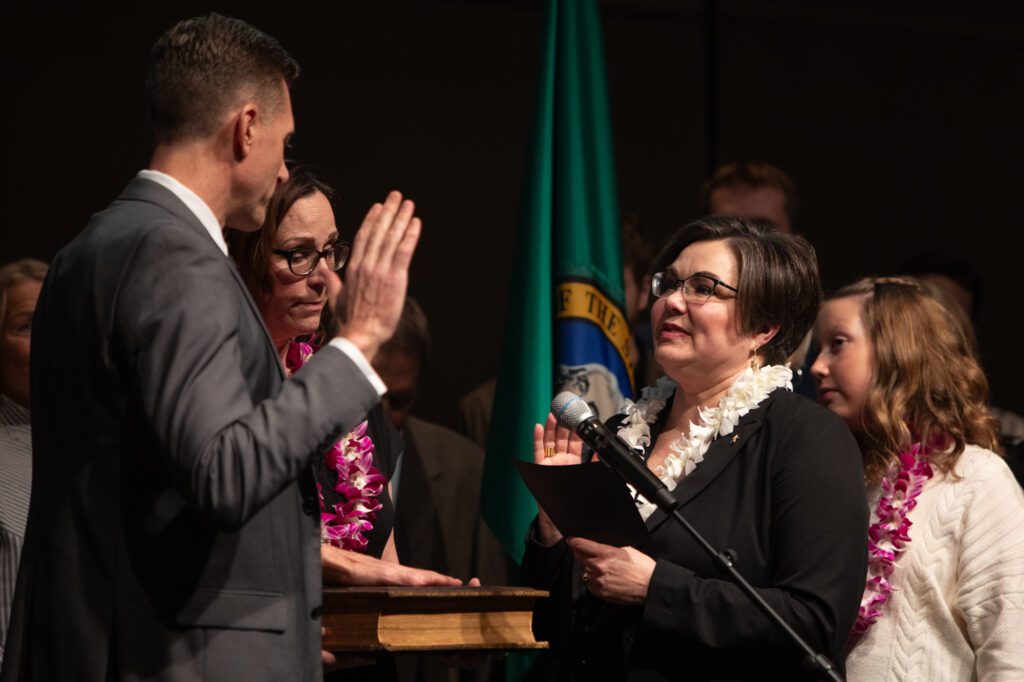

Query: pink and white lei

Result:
[850,442,933,642]
[286,341,387,552]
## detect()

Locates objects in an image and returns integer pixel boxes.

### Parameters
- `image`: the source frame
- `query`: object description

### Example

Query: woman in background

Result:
[229,169,464,677]
[812,277,1024,680]
[229,166,462,580]
[231,169,400,561]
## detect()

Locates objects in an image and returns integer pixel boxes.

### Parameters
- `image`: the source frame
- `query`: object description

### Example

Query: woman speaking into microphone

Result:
[523,216,868,680]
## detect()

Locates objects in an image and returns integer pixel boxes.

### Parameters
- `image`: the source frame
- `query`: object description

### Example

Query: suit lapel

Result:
[644,392,777,530]
[222,260,284,380]
[396,425,442,561]
[118,176,213,243]
[119,177,283,380]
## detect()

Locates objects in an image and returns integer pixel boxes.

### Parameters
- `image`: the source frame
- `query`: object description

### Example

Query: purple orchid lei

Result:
[286,341,387,552]
[849,442,933,643]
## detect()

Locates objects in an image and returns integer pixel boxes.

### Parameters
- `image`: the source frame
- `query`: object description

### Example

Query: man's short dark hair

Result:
[146,13,300,143]
[650,215,821,365]
[700,162,799,225]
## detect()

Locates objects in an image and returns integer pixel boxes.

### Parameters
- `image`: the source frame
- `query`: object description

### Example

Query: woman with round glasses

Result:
[228,168,462,573]
[523,216,868,680]
[811,277,1024,680]
[231,171,351,363]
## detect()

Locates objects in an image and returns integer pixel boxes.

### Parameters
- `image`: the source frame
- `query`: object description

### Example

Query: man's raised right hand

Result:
[329,191,421,362]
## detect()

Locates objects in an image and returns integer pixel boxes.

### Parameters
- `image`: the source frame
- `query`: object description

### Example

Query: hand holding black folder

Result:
[515,460,650,547]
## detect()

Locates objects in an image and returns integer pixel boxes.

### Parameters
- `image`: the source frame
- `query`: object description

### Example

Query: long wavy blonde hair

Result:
[830,277,1001,481]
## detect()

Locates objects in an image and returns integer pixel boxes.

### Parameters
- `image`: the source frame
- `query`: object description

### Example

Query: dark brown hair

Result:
[650,215,821,365]
[146,13,300,143]
[227,166,335,303]
[700,161,799,226]
[829,277,1002,481]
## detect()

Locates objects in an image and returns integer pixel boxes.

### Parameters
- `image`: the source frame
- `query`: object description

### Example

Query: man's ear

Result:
[232,103,259,161]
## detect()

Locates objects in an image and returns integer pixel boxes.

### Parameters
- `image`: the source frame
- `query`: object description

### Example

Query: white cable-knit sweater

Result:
[846,445,1024,681]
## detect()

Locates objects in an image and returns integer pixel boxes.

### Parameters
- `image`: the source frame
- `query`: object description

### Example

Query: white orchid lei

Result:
[616,364,793,520]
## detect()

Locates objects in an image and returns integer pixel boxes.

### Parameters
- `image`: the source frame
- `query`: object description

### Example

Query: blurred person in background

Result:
[0,259,46,668]
[898,251,1024,449]
[897,251,1024,484]
[701,162,814,396]
[621,215,659,388]
[701,161,798,234]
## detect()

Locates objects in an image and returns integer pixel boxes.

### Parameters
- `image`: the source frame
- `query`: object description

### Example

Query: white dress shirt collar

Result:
[136,169,227,256]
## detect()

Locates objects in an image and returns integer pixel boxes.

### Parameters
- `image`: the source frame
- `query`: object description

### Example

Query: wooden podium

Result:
[321,586,549,653]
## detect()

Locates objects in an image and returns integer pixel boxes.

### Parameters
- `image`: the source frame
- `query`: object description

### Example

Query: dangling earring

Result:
[750,343,760,371]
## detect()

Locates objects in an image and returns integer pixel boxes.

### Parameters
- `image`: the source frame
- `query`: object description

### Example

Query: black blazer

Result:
[2,178,381,682]
[523,387,868,681]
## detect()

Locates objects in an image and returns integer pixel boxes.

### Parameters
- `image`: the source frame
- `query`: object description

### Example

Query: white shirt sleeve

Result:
[326,338,388,398]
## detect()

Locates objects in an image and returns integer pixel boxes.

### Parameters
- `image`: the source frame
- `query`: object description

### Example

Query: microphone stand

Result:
[580,422,845,682]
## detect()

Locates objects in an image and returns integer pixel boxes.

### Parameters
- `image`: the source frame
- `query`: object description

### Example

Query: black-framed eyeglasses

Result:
[272,242,350,277]
[651,272,738,304]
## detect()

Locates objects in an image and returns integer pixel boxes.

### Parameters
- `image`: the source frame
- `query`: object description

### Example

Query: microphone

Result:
[551,392,678,514]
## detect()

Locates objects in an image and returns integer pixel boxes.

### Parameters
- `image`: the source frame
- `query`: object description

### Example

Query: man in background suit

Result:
[375,300,509,586]
[701,161,817,398]
[1,14,453,682]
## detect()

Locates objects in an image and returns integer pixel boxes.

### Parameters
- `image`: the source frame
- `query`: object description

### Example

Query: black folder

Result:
[515,460,650,547]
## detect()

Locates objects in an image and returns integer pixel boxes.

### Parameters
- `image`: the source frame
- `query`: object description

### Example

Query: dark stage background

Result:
[3,0,1023,424]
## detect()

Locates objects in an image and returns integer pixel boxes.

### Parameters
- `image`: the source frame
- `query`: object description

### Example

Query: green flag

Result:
[481,0,630,569]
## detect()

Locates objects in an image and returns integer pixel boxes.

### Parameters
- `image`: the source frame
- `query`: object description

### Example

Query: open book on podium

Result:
[321,586,550,652]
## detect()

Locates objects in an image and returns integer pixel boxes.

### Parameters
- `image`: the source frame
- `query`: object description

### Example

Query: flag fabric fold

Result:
[481,0,630,568]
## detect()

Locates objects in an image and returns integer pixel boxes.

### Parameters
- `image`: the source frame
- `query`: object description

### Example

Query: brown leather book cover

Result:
[321,586,550,652]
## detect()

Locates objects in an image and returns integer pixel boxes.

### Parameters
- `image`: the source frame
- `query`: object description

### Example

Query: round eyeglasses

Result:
[651,272,738,304]
[272,243,350,277]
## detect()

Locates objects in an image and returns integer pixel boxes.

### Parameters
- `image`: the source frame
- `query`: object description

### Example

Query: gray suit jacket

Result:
[0,177,380,682]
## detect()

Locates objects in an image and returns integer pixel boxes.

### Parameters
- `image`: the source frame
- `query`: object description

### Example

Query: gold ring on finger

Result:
[544,446,556,458]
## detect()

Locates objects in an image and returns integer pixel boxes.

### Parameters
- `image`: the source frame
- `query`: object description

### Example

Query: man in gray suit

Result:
[1,14,453,682]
